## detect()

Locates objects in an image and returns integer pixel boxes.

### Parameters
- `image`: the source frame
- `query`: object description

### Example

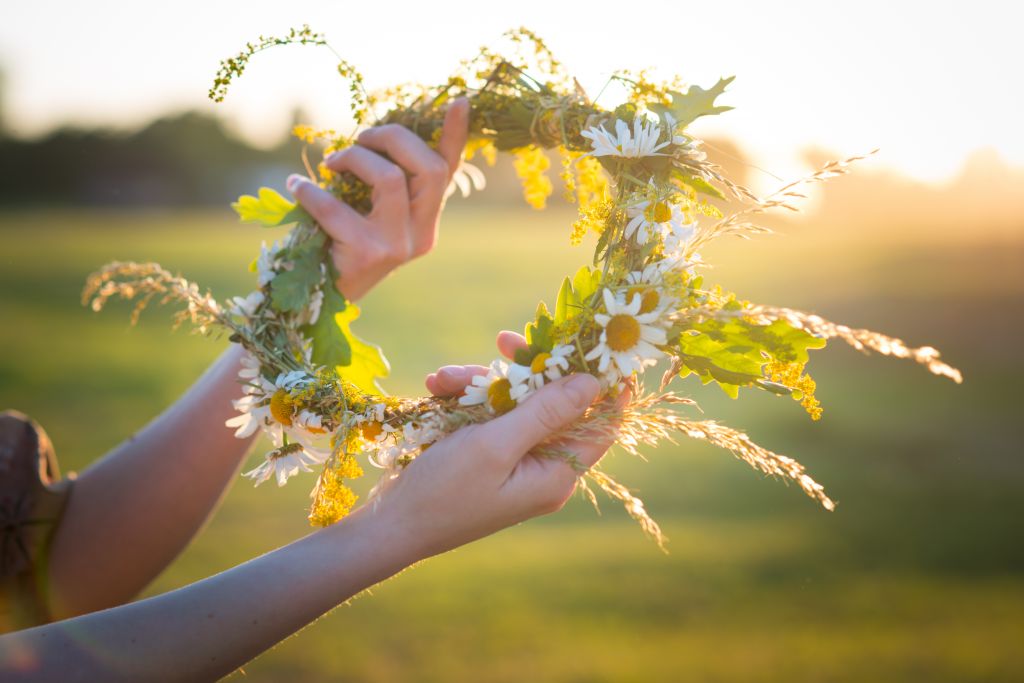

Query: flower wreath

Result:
[84,27,961,547]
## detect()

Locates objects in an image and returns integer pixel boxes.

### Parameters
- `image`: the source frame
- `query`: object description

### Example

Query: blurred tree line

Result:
[0,72,306,207]
[1,62,1019,240]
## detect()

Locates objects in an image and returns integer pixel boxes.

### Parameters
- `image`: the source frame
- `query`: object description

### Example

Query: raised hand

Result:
[286,98,470,301]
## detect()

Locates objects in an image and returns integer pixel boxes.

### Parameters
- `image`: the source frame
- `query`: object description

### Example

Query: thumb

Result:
[475,374,601,465]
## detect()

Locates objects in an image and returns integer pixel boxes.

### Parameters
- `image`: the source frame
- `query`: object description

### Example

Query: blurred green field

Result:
[1,205,1022,682]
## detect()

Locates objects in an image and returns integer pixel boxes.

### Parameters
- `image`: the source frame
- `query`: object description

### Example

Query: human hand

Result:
[367,332,626,562]
[285,99,470,301]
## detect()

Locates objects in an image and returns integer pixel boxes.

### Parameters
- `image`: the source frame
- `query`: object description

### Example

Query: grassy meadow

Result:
[0,201,1021,682]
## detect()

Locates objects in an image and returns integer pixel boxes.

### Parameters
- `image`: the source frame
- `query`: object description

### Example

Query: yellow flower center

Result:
[487,378,516,414]
[269,389,294,426]
[360,421,383,440]
[645,201,672,224]
[606,314,641,352]
[626,285,660,314]
[530,352,551,374]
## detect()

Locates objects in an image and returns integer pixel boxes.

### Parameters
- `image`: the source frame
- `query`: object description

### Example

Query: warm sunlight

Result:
[0,4,1020,682]
[2,0,1022,188]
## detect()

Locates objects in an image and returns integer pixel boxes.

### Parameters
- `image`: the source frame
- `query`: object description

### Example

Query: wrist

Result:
[323,498,425,582]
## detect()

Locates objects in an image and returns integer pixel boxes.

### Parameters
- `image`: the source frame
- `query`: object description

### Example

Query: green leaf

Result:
[518,302,557,366]
[750,319,827,364]
[232,187,308,227]
[675,315,828,399]
[680,324,765,375]
[554,266,602,326]
[333,304,390,394]
[513,348,533,366]
[673,170,726,200]
[676,318,769,398]
[573,266,602,303]
[555,277,573,324]
[302,278,351,368]
[649,77,735,129]
[524,302,554,350]
[269,249,321,313]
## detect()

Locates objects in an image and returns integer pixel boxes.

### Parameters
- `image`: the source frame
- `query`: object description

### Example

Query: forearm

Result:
[49,344,257,618]
[2,505,414,682]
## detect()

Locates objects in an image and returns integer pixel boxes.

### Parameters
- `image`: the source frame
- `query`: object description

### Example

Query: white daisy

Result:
[627,262,666,286]
[275,370,314,390]
[581,117,670,159]
[526,344,574,391]
[445,161,487,199]
[228,290,265,319]
[304,287,324,326]
[458,360,532,414]
[369,443,401,471]
[649,254,693,276]
[662,112,679,136]
[243,437,329,487]
[662,219,698,260]
[367,415,443,471]
[624,196,690,245]
[224,390,266,439]
[672,134,707,163]
[224,369,314,443]
[293,409,327,436]
[237,351,261,381]
[353,402,387,435]
[256,240,284,287]
[585,289,668,379]
[624,265,674,316]
[401,420,442,449]
[355,402,386,427]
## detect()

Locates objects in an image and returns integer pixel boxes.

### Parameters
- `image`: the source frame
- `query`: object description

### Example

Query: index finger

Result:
[435,98,470,178]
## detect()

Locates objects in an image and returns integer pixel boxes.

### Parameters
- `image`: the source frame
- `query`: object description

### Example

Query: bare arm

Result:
[48,344,256,618]
[15,505,413,683]
[45,100,471,618]
[2,371,609,682]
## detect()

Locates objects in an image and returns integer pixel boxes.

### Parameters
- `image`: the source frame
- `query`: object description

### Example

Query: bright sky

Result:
[3,0,1022,189]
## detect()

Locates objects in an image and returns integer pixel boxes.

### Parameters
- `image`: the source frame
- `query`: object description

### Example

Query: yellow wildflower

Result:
[465,138,498,167]
[512,146,553,210]
[766,359,823,421]
[570,198,614,246]
[292,124,317,144]
[292,124,337,145]
[308,455,364,527]
[574,154,609,208]
[559,149,577,203]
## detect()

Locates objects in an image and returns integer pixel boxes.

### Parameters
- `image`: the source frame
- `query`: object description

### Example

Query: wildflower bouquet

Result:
[84,27,961,546]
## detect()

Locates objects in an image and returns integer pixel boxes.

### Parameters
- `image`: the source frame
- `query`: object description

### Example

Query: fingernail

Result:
[564,374,600,409]
[438,365,465,382]
[286,174,305,193]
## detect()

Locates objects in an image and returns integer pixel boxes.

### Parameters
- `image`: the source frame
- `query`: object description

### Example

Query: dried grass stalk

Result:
[82,261,222,333]
[743,305,963,383]
[686,149,878,256]
[533,389,834,549]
